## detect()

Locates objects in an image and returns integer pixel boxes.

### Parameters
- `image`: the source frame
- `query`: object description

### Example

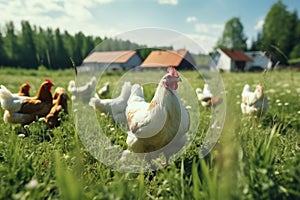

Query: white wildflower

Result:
[282,83,289,88]
[18,133,26,138]
[110,127,115,131]
[26,179,39,189]
[266,89,276,93]
[277,103,282,106]
[284,102,289,106]
[275,99,280,103]
[185,105,192,110]
[63,154,69,159]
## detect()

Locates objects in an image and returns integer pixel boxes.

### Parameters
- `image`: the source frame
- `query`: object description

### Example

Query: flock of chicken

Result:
[0,67,268,164]
[0,79,68,128]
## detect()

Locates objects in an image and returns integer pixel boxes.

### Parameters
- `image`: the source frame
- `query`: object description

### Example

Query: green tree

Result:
[53,28,71,69]
[3,21,20,66]
[259,1,297,64]
[19,21,38,68]
[73,32,85,65]
[289,18,300,59]
[0,32,7,66]
[215,17,247,50]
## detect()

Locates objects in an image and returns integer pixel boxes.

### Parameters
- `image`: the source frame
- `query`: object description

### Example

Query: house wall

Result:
[245,51,271,70]
[216,49,232,71]
[121,54,142,70]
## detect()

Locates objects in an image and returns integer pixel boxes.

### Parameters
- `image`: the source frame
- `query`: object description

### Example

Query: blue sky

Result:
[0,0,299,53]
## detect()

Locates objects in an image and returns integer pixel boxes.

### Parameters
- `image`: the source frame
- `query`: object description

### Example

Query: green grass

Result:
[0,67,299,199]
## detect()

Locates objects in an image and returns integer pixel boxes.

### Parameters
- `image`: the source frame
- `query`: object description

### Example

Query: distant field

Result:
[0,67,299,199]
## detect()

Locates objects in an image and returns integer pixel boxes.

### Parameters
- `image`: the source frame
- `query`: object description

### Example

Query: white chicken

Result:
[123,67,190,164]
[89,82,132,124]
[240,83,268,116]
[0,85,29,112]
[68,76,97,103]
[98,82,110,96]
[196,83,223,107]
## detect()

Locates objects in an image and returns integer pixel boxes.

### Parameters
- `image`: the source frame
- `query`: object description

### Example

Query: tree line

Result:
[0,21,159,69]
[215,0,300,65]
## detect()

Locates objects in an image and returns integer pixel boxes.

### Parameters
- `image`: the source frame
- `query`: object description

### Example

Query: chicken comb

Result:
[167,67,178,77]
[45,78,53,85]
[25,82,30,87]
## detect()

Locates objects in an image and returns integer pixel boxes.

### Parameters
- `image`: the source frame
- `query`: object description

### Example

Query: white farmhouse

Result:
[245,51,272,71]
[211,48,272,72]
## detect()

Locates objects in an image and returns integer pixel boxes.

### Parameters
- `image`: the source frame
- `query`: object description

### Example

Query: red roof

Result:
[83,50,137,63]
[141,50,188,68]
[221,49,252,62]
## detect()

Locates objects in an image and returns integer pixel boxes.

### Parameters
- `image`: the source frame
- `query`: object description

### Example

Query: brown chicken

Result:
[46,88,69,128]
[18,82,31,96]
[3,79,54,126]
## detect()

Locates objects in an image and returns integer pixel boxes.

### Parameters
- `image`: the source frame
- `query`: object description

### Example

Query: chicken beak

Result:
[177,77,182,82]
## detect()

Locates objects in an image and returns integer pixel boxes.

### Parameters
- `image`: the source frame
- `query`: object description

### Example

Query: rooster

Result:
[98,82,110,97]
[1,79,54,125]
[196,84,223,107]
[46,88,69,128]
[240,83,268,116]
[18,82,31,96]
[89,82,132,124]
[122,67,190,164]
[68,76,97,103]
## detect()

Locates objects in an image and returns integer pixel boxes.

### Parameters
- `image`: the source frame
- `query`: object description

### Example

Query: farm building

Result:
[211,48,272,72]
[244,51,272,71]
[82,50,142,71]
[140,49,196,70]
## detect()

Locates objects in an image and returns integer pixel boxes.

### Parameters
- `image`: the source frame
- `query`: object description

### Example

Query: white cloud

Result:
[186,16,197,23]
[94,0,114,4]
[195,23,223,36]
[254,19,264,31]
[186,33,220,53]
[157,0,178,5]
[0,0,115,37]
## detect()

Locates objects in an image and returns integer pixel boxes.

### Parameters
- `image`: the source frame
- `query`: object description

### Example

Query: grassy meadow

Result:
[0,67,299,199]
